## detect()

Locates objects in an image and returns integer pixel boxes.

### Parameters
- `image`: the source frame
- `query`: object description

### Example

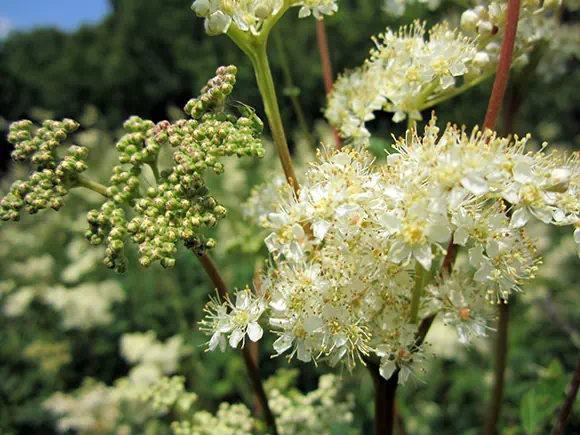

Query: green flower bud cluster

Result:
[184,65,238,119]
[86,201,129,273]
[84,65,265,271]
[1,119,87,222]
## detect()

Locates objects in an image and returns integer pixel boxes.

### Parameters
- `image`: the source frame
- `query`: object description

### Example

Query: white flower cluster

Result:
[44,380,123,435]
[242,175,286,226]
[191,0,338,35]
[172,402,256,435]
[535,22,580,82]
[327,0,560,142]
[121,331,185,376]
[267,373,354,434]
[326,21,485,139]
[43,281,125,330]
[1,276,125,329]
[204,118,580,382]
[45,332,186,434]
[171,369,354,434]
[383,0,441,18]
[61,237,103,283]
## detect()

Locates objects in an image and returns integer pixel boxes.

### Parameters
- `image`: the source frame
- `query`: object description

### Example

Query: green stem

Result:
[227,26,299,193]
[249,42,299,193]
[410,262,428,324]
[419,71,495,112]
[148,161,161,184]
[76,175,108,197]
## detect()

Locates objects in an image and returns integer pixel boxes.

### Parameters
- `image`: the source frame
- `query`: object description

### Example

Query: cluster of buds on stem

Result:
[1,119,88,222]
[83,65,264,271]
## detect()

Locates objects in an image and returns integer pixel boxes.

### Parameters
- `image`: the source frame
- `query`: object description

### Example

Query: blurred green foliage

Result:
[0,0,580,434]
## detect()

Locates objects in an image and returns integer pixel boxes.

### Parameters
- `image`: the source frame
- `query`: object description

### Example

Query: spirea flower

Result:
[200,286,267,350]
[220,117,580,382]
[192,0,338,36]
[424,272,493,344]
[383,0,441,17]
[326,21,484,139]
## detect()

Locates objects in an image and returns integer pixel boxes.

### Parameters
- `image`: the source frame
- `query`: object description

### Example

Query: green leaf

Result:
[545,359,564,378]
[521,390,542,434]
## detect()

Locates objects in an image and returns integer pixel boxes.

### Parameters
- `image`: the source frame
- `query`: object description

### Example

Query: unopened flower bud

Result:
[461,10,479,32]
[473,52,491,69]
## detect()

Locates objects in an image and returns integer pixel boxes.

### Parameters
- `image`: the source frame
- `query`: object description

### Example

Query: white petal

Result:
[229,329,244,348]
[454,228,469,246]
[292,223,305,239]
[334,152,351,166]
[530,206,553,224]
[461,174,489,196]
[298,5,311,17]
[429,221,450,244]
[574,227,580,244]
[264,233,279,252]
[267,212,288,227]
[398,367,412,384]
[474,259,494,282]
[236,290,250,309]
[469,245,485,267]
[513,162,533,183]
[287,240,304,261]
[247,322,263,342]
[304,316,323,333]
[297,342,311,362]
[379,361,397,380]
[313,220,331,240]
[389,241,411,264]
[273,335,293,354]
[208,332,222,352]
[456,324,470,344]
[509,207,530,229]
[501,185,520,204]
[379,213,402,234]
[414,245,433,271]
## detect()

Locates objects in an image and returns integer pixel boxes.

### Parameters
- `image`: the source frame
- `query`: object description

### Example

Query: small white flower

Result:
[201,287,266,351]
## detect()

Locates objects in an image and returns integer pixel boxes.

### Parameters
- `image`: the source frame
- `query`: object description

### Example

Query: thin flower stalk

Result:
[315,19,342,149]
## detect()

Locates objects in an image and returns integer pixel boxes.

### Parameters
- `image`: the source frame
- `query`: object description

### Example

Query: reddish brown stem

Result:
[440,238,458,277]
[315,19,342,149]
[551,356,580,435]
[369,362,399,435]
[483,0,521,131]
[197,252,278,434]
[481,2,521,433]
[484,302,510,435]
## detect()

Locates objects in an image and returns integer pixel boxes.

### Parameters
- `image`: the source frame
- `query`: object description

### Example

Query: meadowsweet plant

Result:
[2,0,579,434]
